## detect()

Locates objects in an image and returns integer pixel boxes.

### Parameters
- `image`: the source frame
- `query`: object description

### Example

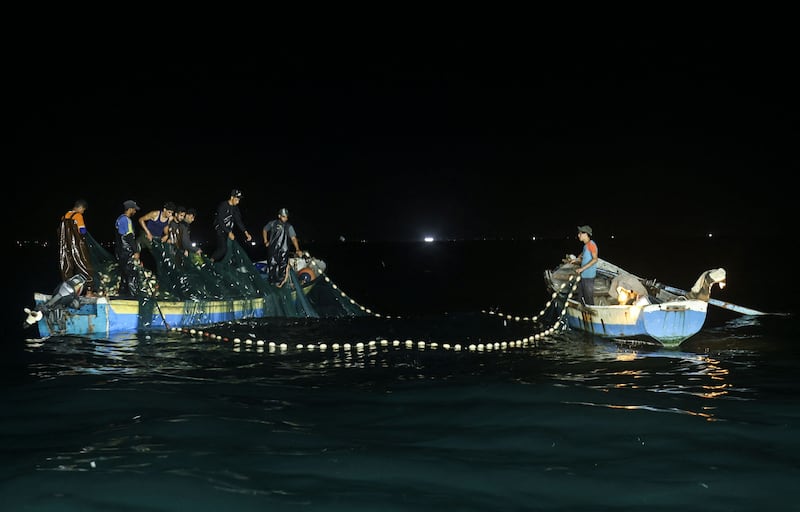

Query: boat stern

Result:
[640,300,708,347]
[32,293,110,337]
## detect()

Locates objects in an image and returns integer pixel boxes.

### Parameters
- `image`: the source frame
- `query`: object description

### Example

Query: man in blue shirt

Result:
[571,225,598,305]
[115,200,142,296]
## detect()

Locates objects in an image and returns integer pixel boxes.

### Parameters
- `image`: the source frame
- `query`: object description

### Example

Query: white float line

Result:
[319,274,399,319]
[185,327,548,351]
[482,275,579,332]
[175,322,560,351]
[173,276,573,352]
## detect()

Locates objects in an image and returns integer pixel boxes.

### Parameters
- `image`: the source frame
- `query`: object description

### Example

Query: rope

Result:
[484,273,580,337]
[166,270,583,355]
[160,256,596,355]
[168,326,550,354]
[304,252,395,319]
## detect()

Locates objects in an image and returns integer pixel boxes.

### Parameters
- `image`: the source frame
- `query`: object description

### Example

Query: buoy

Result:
[297,267,316,284]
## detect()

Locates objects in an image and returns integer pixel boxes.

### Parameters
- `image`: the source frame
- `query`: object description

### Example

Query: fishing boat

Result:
[23,253,369,338]
[544,257,734,348]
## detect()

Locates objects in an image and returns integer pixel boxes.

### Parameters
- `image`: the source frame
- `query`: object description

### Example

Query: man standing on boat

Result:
[262,208,302,287]
[210,189,252,263]
[58,199,96,297]
[137,201,176,248]
[115,200,142,297]
[180,208,202,261]
[571,225,598,305]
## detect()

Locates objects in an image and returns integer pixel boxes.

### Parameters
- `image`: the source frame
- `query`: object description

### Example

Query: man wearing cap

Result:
[210,189,252,263]
[262,208,302,287]
[570,225,599,306]
[115,200,142,296]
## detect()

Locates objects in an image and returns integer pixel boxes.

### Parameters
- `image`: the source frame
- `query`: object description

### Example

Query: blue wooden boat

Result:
[24,255,369,338]
[544,258,729,348]
[28,293,277,337]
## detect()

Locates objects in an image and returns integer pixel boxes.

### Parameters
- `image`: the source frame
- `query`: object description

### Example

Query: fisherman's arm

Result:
[139,211,155,240]
[233,208,251,241]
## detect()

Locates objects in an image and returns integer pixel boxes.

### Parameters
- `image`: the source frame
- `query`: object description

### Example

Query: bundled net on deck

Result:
[81,236,368,331]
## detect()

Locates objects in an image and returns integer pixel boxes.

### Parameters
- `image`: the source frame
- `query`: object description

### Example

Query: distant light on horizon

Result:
[707,233,713,238]
[424,236,435,243]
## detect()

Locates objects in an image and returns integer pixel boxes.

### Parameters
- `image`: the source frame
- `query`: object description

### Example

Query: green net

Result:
[81,235,369,331]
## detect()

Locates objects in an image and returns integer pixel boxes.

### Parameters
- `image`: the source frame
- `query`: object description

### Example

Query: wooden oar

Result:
[596,259,781,316]
[659,285,775,316]
[154,299,171,329]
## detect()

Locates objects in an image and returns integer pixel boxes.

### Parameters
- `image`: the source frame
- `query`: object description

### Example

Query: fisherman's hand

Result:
[244,231,252,242]
[228,232,235,240]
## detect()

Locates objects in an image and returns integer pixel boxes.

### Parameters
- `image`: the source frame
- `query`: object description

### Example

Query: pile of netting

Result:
[81,233,369,328]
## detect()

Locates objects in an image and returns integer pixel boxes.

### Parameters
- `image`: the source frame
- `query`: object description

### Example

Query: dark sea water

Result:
[3,238,799,511]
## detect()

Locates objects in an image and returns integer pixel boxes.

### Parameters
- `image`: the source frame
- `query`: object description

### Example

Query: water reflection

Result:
[24,325,754,412]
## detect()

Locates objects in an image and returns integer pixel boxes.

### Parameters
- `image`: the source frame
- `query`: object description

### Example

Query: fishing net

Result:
[77,235,368,331]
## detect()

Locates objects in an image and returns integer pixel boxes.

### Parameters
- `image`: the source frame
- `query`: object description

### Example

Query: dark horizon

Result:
[14,33,796,244]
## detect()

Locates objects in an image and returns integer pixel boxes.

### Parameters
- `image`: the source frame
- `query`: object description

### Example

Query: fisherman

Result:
[115,200,142,296]
[57,198,96,297]
[262,207,302,287]
[210,189,252,263]
[570,225,599,305]
[138,201,176,247]
[180,208,202,260]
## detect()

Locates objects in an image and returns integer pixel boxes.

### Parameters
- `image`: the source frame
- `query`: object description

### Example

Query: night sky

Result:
[14,32,796,245]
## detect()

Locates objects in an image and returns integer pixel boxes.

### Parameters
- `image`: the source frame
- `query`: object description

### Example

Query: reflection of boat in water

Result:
[544,257,728,348]
[24,252,369,338]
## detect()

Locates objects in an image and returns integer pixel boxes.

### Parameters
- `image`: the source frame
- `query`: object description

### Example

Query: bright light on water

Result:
[424,237,435,243]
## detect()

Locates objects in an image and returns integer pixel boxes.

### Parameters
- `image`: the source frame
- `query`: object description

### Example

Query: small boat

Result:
[24,253,369,338]
[544,257,728,348]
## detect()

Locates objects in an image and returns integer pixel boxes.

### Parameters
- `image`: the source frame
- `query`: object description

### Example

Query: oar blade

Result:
[708,298,769,316]
[661,285,775,316]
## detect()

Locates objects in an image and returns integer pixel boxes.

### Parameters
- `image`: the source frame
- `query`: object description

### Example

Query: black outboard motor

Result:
[23,274,87,328]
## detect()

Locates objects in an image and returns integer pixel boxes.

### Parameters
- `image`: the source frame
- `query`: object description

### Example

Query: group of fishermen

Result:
[57,189,302,298]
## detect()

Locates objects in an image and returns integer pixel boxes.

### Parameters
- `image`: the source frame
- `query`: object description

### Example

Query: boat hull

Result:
[563,298,708,347]
[34,294,271,337]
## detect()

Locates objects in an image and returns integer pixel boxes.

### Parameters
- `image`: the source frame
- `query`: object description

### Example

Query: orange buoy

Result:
[297,267,316,284]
